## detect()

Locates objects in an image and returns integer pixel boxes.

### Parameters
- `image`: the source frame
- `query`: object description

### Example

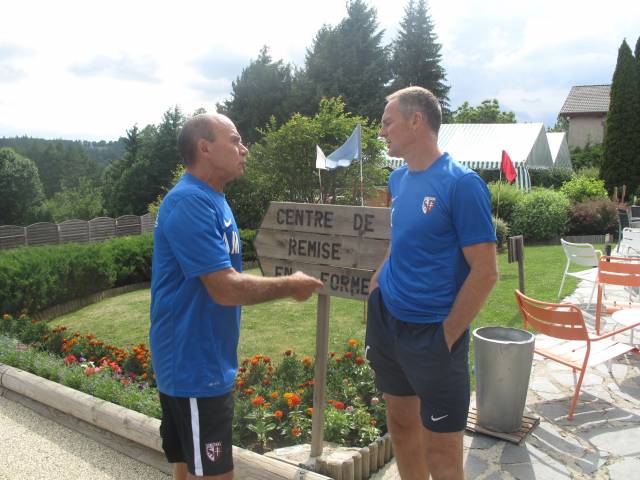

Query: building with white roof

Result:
[384,123,555,191]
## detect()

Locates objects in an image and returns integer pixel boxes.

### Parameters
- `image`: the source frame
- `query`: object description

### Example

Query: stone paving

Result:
[371,282,640,479]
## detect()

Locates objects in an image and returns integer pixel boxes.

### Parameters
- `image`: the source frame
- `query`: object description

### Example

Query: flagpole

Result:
[495,170,502,236]
[359,155,364,206]
[317,169,323,204]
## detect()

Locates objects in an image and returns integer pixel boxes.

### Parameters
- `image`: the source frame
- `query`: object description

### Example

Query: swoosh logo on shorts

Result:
[430,414,448,422]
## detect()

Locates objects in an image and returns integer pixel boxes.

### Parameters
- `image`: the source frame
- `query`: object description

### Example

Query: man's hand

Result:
[289,271,324,301]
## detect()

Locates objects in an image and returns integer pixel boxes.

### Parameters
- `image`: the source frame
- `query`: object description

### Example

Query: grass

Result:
[51,244,584,364]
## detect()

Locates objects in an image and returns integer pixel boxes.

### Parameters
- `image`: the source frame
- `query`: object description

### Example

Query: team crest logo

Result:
[205,441,223,463]
[422,196,436,214]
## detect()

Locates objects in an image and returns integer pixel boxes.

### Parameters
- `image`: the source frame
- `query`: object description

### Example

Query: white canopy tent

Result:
[546,132,573,170]
[384,123,554,191]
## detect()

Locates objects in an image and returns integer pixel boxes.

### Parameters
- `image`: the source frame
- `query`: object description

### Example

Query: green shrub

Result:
[529,168,573,188]
[560,175,608,203]
[566,199,618,235]
[510,188,570,241]
[487,182,523,225]
[570,142,603,171]
[493,216,509,249]
[0,235,152,315]
[100,234,153,286]
[240,229,257,263]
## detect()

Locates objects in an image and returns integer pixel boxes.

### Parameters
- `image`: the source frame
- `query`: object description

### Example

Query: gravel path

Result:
[0,395,170,480]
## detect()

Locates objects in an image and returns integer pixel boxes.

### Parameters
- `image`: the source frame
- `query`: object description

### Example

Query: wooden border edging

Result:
[0,364,330,479]
[33,282,151,322]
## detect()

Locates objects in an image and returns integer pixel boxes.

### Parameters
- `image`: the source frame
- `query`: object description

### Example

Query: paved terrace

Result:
[1,281,638,479]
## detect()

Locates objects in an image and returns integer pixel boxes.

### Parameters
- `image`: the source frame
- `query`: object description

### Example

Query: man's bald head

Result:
[177,114,228,167]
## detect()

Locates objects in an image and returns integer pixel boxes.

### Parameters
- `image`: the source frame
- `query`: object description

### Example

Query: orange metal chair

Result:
[595,256,640,335]
[515,290,636,420]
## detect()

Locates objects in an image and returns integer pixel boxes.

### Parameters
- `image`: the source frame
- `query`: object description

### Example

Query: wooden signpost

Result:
[255,202,390,458]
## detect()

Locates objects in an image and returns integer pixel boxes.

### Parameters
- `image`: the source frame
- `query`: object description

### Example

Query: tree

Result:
[217,46,294,144]
[42,177,104,222]
[0,148,44,225]
[240,98,387,228]
[451,99,516,123]
[389,0,450,112]
[602,39,640,194]
[547,116,568,132]
[304,0,390,121]
[102,124,157,216]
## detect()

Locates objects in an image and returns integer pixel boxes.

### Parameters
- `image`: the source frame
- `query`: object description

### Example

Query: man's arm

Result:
[200,269,324,306]
[442,242,498,350]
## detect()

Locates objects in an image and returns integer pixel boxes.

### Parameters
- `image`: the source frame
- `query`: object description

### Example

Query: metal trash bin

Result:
[473,326,535,433]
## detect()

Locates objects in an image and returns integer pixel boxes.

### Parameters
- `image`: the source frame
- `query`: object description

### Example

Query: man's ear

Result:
[410,111,423,132]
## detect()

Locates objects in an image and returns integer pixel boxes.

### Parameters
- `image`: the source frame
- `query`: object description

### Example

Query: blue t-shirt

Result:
[378,153,496,324]
[150,173,242,397]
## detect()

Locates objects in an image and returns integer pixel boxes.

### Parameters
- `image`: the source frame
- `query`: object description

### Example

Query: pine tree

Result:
[602,39,640,195]
[389,0,450,113]
[217,46,294,145]
[304,0,390,121]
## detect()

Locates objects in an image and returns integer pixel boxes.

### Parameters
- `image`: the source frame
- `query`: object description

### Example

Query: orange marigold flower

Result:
[355,356,365,365]
[333,401,345,410]
[251,358,259,366]
[243,388,255,395]
[270,392,279,399]
[263,356,271,363]
[274,410,284,419]
[284,349,293,356]
[262,378,270,385]
[236,379,245,388]
[251,396,266,407]
[306,407,314,416]
[348,339,357,347]
[335,356,342,363]
[263,402,270,409]
[287,394,301,408]
[303,356,313,367]
[291,427,302,437]
[370,419,377,426]
[344,351,353,359]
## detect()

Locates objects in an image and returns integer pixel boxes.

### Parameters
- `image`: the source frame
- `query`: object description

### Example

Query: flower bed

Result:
[1,312,386,453]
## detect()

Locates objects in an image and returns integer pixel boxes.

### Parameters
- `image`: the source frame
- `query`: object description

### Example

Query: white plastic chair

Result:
[618,227,640,257]
[558,239,602,307]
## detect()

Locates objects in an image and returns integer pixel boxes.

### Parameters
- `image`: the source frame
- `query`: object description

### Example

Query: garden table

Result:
[611,308,640,345]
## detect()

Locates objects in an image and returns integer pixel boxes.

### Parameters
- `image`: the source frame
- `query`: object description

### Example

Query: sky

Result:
[1,0,638,141]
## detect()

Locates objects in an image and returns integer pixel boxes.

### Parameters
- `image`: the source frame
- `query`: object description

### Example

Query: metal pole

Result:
[310,294,330,457]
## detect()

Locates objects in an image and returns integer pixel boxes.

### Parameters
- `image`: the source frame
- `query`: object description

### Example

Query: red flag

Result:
[501,150,517,184]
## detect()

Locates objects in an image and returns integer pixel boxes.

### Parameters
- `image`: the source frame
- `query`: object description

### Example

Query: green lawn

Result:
[51,244,580,363]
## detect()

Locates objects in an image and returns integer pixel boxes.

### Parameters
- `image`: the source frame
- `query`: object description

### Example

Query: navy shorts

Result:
[159,392,234,476]
[365,288,470,433]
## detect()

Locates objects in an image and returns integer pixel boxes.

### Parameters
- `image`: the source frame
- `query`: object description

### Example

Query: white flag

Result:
[315,145,328,170]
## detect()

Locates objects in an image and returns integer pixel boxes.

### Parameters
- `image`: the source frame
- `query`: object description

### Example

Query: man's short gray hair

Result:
[386,86,442,135]
[177,114,216,166]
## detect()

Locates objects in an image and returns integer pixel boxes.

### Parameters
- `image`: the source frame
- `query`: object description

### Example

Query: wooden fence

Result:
[0,214,155,250]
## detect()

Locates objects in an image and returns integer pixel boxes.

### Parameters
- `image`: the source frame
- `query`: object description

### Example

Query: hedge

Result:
[0,229,258,315]
[0,235,153,315]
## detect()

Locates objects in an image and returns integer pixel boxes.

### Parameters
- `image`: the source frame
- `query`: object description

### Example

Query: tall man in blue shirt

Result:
[366,87,498,480]
[150,113,323,480]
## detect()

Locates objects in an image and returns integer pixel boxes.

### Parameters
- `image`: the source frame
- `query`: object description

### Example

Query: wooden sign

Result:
[255,201,391,458]
[255,202,390,301]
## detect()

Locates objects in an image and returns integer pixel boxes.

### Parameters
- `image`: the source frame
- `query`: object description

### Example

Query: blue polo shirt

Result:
[378,153,495,323]
[150,173,242,397]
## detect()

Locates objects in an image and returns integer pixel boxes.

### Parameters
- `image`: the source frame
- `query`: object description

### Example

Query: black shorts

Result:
[365,288,470,433]
[159,392,234,476]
